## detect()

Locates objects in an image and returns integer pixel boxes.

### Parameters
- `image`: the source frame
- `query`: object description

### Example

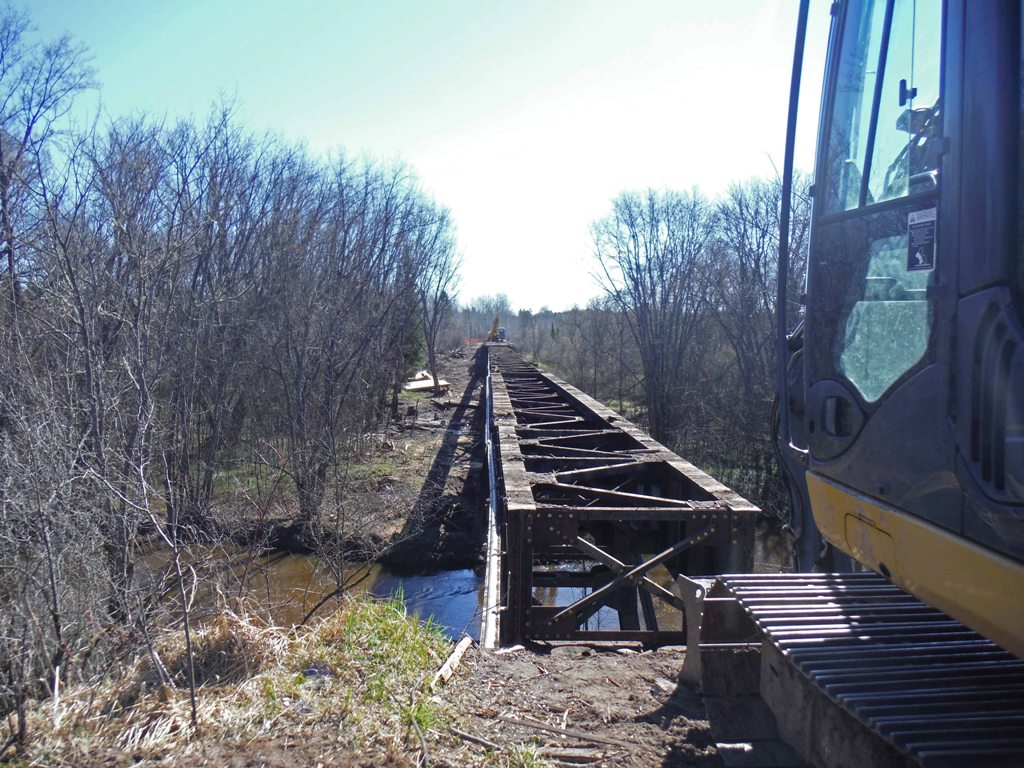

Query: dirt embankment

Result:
[235,346,489,571]
[378,345,489,570]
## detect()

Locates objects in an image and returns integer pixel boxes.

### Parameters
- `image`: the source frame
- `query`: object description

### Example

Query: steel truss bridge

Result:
[480,343,758,646]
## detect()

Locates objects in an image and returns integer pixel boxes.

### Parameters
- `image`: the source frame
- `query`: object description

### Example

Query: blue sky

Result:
[33,0,831,311]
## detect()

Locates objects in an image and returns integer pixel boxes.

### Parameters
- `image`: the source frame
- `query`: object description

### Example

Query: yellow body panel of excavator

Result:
[807,472,1024,660]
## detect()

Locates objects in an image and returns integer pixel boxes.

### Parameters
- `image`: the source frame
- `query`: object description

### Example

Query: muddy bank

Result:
[175,545,485,637]
[219,346,489,572]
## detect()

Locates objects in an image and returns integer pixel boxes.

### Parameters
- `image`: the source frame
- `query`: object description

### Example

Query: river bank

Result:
[206,345,489,573]
[16,595,453,767]
[178,547,486,638]
[12,596,718,768]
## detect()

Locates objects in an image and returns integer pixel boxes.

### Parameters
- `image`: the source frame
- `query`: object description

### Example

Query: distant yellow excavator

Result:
[485,315,506,342]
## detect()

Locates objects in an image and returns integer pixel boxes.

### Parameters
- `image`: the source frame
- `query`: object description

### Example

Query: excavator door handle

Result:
[824,395,853,437]
[807,382,866,460]
[899,78,918,107]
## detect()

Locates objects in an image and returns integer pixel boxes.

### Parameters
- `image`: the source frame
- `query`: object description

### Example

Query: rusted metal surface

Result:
[709,573,1024,768]
[485,344,758,645]
[480,363,502,648]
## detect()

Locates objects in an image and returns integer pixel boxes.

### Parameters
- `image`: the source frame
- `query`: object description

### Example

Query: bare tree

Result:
[592,189,715,443]
[0,25,95,733]
[157,110,272,533]
[0,7,92,340]
[259,158,430,534]
[417,205,459,391]
[707,175,811,512]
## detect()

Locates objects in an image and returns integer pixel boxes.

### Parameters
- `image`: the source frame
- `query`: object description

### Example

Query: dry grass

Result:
[13,594,451,766]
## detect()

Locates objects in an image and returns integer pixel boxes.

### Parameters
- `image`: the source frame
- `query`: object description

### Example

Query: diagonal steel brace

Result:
[572,536,686,611]
[552,524,715,624]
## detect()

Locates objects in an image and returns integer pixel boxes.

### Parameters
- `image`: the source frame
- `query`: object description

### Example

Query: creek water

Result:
[176,521,786,641]
[199,550,677,639]
[204,550,486,640]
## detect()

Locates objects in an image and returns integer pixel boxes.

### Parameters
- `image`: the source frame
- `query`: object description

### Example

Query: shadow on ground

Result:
[381,346,488,570]
[643,679,722,767]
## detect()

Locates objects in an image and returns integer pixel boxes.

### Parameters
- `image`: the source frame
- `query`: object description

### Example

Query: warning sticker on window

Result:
[908,207,937,271]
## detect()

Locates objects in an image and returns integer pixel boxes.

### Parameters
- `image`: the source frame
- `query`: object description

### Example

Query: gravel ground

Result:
[431,641,722,767]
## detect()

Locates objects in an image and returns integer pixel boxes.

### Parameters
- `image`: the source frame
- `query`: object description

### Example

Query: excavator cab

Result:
[778,0,1024,657]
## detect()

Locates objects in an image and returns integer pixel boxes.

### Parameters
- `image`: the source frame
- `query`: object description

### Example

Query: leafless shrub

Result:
[0,9,460,752]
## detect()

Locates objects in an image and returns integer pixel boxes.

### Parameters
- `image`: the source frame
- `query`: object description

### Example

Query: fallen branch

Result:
[0,731,16,761]
[299,566,374,626]
[412,716,430,767]
[494,644,525,656]
[430,635,473,690]
[399,423,436,432]
[448,725,501,751]
[539,747,604,764]
[496,715,631,749]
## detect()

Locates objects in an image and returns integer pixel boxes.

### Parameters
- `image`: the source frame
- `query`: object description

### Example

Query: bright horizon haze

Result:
[33,0,832,312]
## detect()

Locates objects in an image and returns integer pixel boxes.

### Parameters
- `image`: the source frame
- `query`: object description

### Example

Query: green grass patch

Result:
[210,461,297,501]
[344,456,400,483]
[19,593,455,765]
[398,388,434,402]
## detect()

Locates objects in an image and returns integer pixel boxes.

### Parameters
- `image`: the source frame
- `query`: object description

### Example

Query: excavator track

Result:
[705,573,1024,767]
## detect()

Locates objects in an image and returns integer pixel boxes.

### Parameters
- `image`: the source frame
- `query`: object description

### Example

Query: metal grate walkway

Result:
[717,573,1024,767]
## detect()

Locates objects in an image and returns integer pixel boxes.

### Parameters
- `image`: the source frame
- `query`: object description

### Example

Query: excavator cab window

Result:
[868,1,942,202]
[824,0,886,213]
[810,0,942,410]
[824,0,942,213]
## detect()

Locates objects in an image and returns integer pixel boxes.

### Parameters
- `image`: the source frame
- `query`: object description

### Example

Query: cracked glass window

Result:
[839,233,931,401]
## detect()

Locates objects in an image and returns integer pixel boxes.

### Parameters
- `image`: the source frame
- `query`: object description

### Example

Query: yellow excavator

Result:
[777,0,1023,660]
[713,2,1024,764]
[485,315,506,342]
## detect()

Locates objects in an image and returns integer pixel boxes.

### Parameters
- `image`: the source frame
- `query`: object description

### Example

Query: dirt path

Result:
[432,642,719,767]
